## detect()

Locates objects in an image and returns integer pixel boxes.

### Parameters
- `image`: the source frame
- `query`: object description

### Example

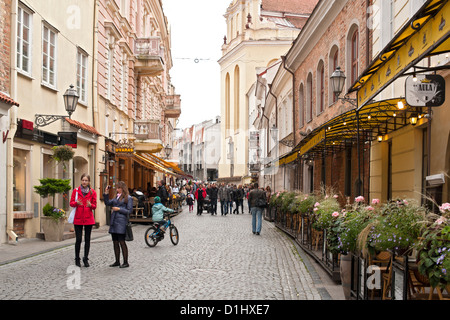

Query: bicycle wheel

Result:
[145,226,159,247]
[169,225,179,245]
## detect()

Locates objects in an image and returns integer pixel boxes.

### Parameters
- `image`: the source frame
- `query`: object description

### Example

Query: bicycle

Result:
[144,213,179,247]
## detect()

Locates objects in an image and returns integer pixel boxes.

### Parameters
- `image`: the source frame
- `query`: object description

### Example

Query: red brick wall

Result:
[0,0,11,94]
[292,0,372,201]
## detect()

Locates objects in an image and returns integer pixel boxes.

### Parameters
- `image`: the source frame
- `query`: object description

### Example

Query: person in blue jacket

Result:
[103,181,133,268]
[152,196,174,232]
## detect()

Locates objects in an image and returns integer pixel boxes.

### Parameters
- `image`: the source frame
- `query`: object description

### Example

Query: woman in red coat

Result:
[69,173,97,267]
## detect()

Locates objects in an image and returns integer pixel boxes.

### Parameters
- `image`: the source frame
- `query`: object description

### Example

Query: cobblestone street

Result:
[0,206,342,300]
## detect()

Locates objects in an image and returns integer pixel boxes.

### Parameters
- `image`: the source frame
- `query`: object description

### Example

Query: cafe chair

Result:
[368,251,391,299]
[132,196,144,219]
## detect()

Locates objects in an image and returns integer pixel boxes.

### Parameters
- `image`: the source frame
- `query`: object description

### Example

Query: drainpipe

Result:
[7,0,19,242]
[268,84,278,190]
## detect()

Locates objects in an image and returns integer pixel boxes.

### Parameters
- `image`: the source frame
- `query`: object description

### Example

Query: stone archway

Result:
[73,156,88,187]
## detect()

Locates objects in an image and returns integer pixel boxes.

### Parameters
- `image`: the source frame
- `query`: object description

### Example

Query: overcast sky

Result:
[162,0,230,130]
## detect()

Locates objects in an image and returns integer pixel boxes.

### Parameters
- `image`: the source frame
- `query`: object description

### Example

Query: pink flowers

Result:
[332,211,340,218]
[436,216,447,225]
[371,198,380,205]
[355,196,365,203]
[439,202,450,213]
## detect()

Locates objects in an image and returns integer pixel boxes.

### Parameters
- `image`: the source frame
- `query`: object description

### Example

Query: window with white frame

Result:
[42,24,57,88]
[17,4,32,75]
[77,50,88,104]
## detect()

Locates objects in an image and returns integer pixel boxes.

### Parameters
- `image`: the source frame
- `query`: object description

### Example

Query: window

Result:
[106,46,114,100]
[77,51,88,104]
[306,73,313,122]
[42,24,57,88]
[351,30,359,85]
[234,65,240,131]
[329,46,339,104]
[17,5,32,74]
[13,147,30,212]
[317,61,325,113]
[298,83,304,128]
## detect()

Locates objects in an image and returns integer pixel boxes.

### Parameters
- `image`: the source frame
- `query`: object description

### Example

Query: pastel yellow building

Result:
[218,0,316,184]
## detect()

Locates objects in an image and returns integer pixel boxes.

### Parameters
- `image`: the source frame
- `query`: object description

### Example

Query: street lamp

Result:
[35,84,79,127]
[330,67,356,106]
[164,143,172,159]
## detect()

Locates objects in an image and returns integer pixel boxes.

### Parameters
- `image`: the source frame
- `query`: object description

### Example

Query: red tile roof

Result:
[0,92,19,106]
[261,0,319,15]
[64,118,101,136]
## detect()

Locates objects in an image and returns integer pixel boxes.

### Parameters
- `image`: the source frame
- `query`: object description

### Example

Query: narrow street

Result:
[0,205,342,301]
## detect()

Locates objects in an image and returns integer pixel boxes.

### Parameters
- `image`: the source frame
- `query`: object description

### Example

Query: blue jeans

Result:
[220,200,228,215]
[251,207,263,233]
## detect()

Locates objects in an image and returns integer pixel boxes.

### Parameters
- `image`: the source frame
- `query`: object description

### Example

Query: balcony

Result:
[134,37,164,76]
[134,120,163,153]
[165,94,181,118]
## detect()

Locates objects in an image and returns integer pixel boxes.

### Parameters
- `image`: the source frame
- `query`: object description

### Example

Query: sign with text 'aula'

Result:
[405,74,445,107]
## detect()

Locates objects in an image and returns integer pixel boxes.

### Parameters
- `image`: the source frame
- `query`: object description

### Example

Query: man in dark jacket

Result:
[209,183,218,215]
[248,183,267,235]
[156,180,169,206]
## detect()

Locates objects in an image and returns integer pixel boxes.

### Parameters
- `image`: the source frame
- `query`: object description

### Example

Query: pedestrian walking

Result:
[195,184,207,215]
[209,183,218,215]
[156,180,170,206]
[103,181,133,268]
[226,184,234,214]
[248,182,267,235]
[69,173,97,267]
[187,192,195,212]
[218,183,229,215]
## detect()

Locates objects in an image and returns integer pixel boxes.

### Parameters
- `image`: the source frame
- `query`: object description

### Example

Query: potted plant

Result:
[416,203,450,290]
[34,178,72,241]
[365,199,427,256]
[51,145,75,171]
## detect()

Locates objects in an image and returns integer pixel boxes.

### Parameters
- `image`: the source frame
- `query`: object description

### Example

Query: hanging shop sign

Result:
[58,132,77,148]
[405,74,445,107]
[116,139,134,153]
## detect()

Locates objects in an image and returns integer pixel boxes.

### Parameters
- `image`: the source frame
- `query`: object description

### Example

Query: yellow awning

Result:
[135,152,192,178]
[288,98,426,159]
[350,0,450,108]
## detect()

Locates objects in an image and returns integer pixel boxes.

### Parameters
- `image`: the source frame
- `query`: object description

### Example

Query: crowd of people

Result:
[69,174,274,269]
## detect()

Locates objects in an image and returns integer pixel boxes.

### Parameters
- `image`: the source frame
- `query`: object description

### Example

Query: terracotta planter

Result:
[340,254,352,300]
[41,216,65,241]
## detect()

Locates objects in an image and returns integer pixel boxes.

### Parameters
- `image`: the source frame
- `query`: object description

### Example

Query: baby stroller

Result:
[202,195,212,213]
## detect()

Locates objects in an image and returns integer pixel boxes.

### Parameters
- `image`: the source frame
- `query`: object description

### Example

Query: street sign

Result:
[405,74,445,107]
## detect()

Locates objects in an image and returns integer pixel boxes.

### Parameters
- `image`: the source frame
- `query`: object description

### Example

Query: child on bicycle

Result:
[152,196,174,232]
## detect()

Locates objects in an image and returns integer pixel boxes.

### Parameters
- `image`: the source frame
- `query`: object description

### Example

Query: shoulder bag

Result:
[68,189,78,223]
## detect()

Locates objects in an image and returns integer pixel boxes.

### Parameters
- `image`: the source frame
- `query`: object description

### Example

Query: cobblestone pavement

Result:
[0,206,341,300]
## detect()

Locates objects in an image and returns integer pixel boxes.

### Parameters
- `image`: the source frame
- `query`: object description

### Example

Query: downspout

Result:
[268,84,278,190]
[92,0,98,188]
[7,0,19,242]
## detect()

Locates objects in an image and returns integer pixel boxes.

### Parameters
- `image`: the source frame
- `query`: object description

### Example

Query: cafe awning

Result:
[350,0,450,108]
[282,98,426,160]
[134,152,192,178]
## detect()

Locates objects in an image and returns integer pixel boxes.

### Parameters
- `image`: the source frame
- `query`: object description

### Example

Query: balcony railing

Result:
[134,37,164,76]
[165,94,181,118]
[134,120,161,141]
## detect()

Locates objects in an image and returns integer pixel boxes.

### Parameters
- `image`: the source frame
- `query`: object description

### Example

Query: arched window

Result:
[306,73,313,122]
[234,65,240,131]
[329,45,339,104]
[298,83,304,128]
[225,73,230,131]
[347,25,359,89]
[317,60,325,114]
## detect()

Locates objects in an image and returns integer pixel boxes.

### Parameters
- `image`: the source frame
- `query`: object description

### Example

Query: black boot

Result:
[83,257,90,267]
[75,258,81,267]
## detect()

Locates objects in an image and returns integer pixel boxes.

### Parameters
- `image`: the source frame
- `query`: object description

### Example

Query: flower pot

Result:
[41,216,65,241]
[340,254,352,300]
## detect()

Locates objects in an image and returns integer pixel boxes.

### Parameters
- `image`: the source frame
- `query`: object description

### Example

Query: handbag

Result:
[68,189,78,223]
[125,215,133,241]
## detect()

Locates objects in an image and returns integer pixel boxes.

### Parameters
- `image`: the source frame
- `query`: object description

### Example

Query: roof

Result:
[64,118,101,136]
[0,92,19,106]
[261,0,319,15]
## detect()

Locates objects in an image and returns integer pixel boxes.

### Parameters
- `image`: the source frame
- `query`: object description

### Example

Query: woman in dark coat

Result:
[103,181,133,268]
